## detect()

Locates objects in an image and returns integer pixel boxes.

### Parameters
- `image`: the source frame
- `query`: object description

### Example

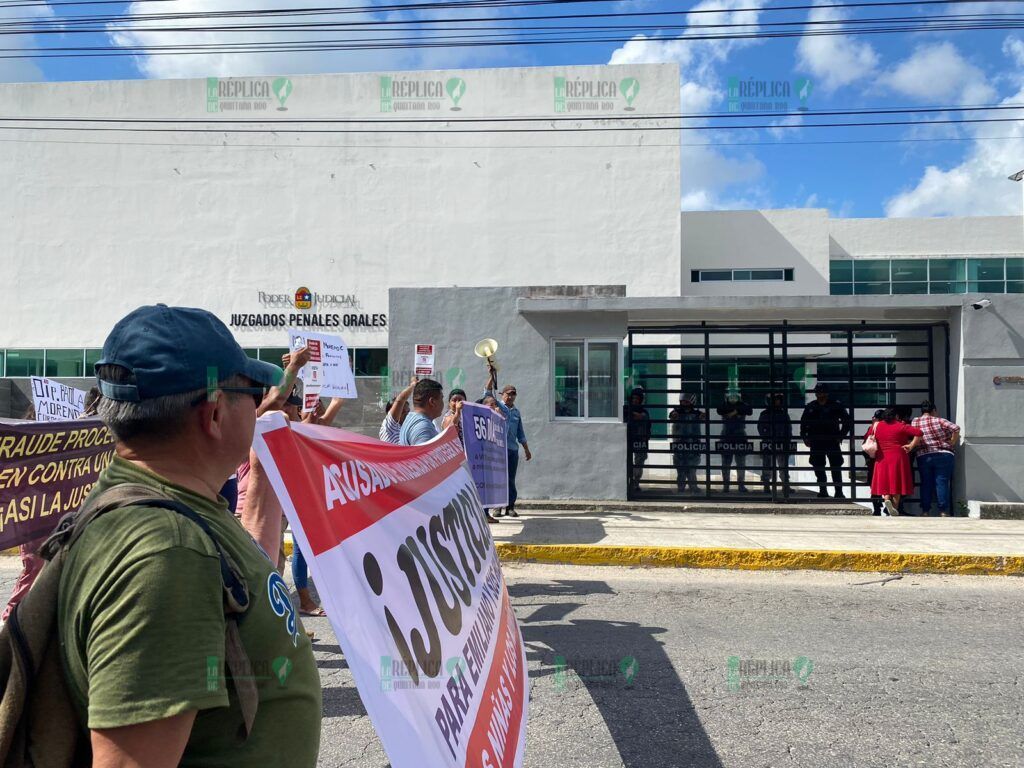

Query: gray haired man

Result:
[58,305,322,767]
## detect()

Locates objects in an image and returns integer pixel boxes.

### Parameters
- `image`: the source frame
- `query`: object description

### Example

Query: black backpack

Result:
[0,483,258,768]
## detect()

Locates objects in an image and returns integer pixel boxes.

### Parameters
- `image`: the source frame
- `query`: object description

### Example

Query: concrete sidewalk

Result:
[489,509,1024,575]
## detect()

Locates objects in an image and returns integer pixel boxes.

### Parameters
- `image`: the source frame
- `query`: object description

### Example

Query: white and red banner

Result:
[253,414,529,768]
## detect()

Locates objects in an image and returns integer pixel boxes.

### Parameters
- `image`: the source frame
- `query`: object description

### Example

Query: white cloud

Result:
[1003,36,1024,69]
[795,6,878,91]
[107,0,450,79]
[0,3,53,83]
[884,85,1024,217]
[884,42,995,104]
[608,0,769,211]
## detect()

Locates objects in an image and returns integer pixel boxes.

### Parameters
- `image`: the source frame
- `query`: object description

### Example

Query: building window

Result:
[692,268,794,283]
[552,339,621,420]
[355,348,388,377]
[831,256,1023,295]
[45,349,86,378]
[5,350,45,378]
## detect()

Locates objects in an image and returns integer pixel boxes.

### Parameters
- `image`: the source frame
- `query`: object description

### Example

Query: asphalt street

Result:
[3,558,1022,767]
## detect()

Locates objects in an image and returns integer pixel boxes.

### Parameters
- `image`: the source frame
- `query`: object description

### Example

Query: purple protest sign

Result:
[459,402,509,509]
[0,418,115,549]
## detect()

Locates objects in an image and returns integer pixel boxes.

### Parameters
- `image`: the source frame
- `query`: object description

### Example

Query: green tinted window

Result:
[5,349,44,377]
[928,258,966,281]
[85,349,103,373]
[968,258,1004,282]
[355,348,388,377]
[854,261,890,282]
[830,260,853,282]
[45,349,85,377]
[854,282,890,295]
[554,342,582,418]
[891,259,927,282]
[1007,258,1023,281]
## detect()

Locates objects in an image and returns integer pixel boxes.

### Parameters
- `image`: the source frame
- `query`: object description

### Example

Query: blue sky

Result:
[7,0,1024,218]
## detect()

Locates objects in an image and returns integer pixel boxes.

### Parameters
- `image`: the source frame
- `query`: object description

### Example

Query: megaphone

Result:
[474,338,499,370]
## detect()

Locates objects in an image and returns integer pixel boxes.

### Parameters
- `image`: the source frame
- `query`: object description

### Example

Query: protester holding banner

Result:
[440,388,468,441]
[2,399,107,621]
[399,379,445,446]
[481,366,532,518]
[252,409,530,768]
[54,305,321,766]
[380,376,417,444]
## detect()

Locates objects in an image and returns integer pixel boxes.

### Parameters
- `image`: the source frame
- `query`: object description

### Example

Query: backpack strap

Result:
[41,483,259,738]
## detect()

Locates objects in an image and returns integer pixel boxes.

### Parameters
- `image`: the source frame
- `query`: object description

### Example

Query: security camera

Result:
[971,299,992,310]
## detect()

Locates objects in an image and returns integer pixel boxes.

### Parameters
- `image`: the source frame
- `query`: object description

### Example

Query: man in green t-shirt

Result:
[58,304,322,767]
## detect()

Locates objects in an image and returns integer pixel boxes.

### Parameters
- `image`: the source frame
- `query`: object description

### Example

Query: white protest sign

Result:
[253,416,529,768]
[288,330,358,404]
[415,344,436,377]
[31,377,86,422]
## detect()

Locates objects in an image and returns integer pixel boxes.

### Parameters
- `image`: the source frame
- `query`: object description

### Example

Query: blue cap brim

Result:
[243,357,285,388]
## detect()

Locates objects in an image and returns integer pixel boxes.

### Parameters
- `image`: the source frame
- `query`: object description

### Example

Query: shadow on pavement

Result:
[511,579,723,768]
[501,516,607,545]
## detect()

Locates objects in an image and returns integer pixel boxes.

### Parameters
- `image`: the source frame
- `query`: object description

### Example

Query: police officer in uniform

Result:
[625,387,652,493]
[799,383,853,498]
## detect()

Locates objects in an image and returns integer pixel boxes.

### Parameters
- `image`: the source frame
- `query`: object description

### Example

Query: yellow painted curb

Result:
[494,543,1024,576]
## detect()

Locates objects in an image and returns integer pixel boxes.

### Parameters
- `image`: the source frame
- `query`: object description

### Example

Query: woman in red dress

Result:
[869,408,923,516]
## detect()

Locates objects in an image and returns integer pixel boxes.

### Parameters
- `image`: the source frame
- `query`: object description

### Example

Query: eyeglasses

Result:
[192,386,265,408]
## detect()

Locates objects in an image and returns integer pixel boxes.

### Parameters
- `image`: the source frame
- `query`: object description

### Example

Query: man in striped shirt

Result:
[379,377,417,443]
[912,400,961,517]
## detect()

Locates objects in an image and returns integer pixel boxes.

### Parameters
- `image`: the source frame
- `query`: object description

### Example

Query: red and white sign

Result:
[253,415,529,768]
[415,343,436,376]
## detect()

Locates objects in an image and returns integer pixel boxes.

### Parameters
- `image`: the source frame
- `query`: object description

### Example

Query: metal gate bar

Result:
[626,321,950,505]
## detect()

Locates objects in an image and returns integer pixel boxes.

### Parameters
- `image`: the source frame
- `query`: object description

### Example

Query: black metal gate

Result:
[625,322,949,503]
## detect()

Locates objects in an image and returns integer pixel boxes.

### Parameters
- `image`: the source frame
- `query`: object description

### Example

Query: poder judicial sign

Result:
[253,415,529,768]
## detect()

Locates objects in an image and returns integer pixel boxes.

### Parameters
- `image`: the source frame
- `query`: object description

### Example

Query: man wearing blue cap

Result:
[57,305,321,767]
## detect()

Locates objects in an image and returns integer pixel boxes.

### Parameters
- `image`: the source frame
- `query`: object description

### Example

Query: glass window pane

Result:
[891,259,927,282]
[586,342,619,419]
[242,347,260,360]
[1007,258,1023,281]
[968,281,1005,293]
[554,342,582,418]
[732,270,752,281]
[5,349,44,377]
[1007,281,1024,293]
[258,347,290,367]
[830,260,853,282]
[929,281,966,294]
[355,348,388,377]
[85,349,103,374]
[750,269,784,280]
[854,260,890,282]
[784,268,794,282]
[45,349,85,377]
[854,282,890,295]
[968,258,1004,282]
[928,258,966,281]
[699,270,732,282]
[690,270,701,283]
[891,282,928,295]
[830,282,853,296]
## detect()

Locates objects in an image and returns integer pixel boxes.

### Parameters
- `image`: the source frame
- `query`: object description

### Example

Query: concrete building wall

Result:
[680,209,830,296]
[957,296,1024,503]
[829,216,1024,257]
[389,286,628,500]
[0,63,681,349]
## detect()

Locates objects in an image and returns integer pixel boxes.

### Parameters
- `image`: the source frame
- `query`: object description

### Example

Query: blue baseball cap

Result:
[96,304,282,402]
